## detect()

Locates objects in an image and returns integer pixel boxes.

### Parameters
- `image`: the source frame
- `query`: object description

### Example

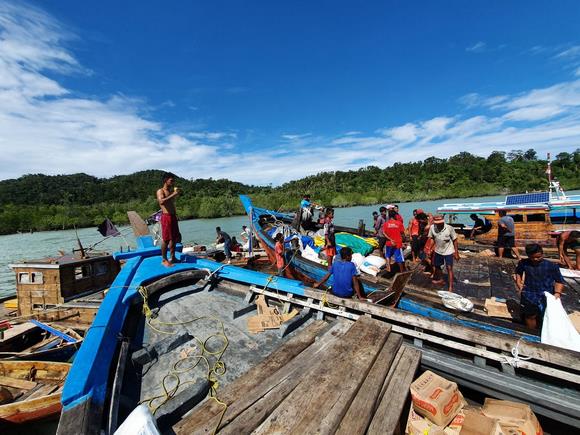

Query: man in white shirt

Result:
[428,215,460,292]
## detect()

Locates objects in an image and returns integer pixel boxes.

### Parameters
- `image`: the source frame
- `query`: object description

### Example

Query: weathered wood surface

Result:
[175,316,416,435]
[298,286,580,371]
[335,333,403,435]
[144,270,209,300]
[0,375,37,390]
[250,319,391,435]
[367,345,421,435]
[173,320,343,434]
[191,320,353,434]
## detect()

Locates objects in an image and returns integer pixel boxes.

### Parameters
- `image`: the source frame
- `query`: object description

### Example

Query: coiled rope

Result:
[138,285,229,434]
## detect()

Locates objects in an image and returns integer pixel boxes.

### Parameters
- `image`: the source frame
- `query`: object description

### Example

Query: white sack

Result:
[351,253,365,268]
[302,245,322,264]
[541,292,580,352]
[363,255,387,268]
[114,404,160,435]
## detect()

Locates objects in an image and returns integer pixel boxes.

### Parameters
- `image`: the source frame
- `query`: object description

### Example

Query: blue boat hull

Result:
[238,195,539,342]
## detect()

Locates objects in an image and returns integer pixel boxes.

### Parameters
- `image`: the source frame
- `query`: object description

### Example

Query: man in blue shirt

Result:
[313,247,364,299]
[515,244,565,330]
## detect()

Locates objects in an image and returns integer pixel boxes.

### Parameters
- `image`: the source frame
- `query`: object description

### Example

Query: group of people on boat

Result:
[302,193,576,332]
[157,176,578,332]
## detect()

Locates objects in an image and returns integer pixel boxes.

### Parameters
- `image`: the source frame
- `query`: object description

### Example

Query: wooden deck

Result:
[173,316,421,435]
[408,254,580,317]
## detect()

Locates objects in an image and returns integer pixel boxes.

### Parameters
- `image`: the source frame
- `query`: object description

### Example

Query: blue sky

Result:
[1,1,580,184]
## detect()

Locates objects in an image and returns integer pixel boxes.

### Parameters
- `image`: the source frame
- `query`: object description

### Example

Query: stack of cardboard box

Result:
[406,371,543,435]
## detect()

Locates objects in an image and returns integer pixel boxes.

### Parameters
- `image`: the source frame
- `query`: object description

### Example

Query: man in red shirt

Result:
[383,210,407,272]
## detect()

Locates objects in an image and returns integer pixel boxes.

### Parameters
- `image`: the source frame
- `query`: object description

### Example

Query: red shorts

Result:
[161,214,181,243]
[325,246,336,257]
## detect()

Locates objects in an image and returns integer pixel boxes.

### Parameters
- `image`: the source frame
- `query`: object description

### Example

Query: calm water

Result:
[1,191,577,299]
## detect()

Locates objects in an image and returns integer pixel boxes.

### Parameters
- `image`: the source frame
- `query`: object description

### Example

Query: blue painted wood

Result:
[239,194,533,342]
[62,235,309,412]
[61,256,142,409]
[397,298,540,342]
[29,319,76,343]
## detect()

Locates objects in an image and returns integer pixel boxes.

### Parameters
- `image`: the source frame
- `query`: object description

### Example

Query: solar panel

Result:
[505,192,550,205]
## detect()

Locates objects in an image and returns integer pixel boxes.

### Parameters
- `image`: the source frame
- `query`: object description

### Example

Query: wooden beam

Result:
[0,376,37,390]
[249,286,580,384]
[336,333,403,435]
[193,320,353,435]
[367,346,421,435]
[250,318,391,435]
[298,286,579,371]
[172,320,331,434]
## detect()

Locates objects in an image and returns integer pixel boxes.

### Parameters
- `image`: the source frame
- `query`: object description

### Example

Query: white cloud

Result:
[555,46,580,59]
[0,1,579,187]
[466,41,486,53]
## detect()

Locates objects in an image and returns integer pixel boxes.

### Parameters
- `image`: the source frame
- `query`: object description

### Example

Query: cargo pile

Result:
[407,370,543,435]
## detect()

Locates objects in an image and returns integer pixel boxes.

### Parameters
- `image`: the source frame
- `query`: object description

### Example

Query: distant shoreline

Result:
[3,189,578,237]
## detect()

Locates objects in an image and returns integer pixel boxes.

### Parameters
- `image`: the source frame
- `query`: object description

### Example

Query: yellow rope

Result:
[137,286,229,434]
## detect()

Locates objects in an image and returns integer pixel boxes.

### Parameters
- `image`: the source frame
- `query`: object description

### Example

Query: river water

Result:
[1,191,577,299]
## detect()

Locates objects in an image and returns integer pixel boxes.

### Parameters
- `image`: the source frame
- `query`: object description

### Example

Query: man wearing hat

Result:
[428,214,460,292]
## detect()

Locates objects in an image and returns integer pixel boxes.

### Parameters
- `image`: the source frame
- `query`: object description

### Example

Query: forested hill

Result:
[0,149,579,235]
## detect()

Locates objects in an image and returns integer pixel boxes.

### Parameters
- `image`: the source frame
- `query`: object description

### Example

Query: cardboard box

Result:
[481,399,543,435]
[460,408,502,435]
[410,371,465,427]
[484,297,512,319]
[406,406,446,435]
[406,406,465,435]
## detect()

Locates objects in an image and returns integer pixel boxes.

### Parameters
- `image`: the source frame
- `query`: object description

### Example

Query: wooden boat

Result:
[0,360,70,425]
[0,320,83,362]
[238,195,579,341]
[438,174,580,247]
[55,236,580,433]
[57,235,427,434]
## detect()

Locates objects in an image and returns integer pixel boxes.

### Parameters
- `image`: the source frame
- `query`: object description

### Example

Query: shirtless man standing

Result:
[156,172,181,266]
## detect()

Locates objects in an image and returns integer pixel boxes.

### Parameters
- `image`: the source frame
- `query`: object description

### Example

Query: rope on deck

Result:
[138,285,229,435]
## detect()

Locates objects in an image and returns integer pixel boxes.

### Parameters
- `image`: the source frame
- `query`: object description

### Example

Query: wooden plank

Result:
[144,270,209,300]
[249,286,580,383]
[299,286,580,371]
[367,346,421,435]
[249,287,359,321]
[26,383,60,399]
[390,325,580,384]
[189,320,354,435]
[172,319,332,433]
[249,318,391,435]
[335,333,403,435]
[377,344,405,407]
[0,375,37,390]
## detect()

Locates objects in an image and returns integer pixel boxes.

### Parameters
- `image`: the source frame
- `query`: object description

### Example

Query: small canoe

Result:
[0,360,70,424]
[0,321,83,362]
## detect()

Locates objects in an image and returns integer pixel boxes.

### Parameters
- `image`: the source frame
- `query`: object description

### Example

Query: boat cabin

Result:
[9,254,119,317]
[438,190,580,246]
[443,207,556,245]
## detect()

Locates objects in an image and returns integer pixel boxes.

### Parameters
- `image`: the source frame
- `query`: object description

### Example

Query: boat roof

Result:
[8,252,113,270]
[438,192,580,214]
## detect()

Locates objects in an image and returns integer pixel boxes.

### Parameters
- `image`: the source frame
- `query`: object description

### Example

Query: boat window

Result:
[74,264,92,280]
[18,272,30,284]
[30,272,43,283]
[94,262,109,276]
[526,214,546,222]
[509,214,524,223]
